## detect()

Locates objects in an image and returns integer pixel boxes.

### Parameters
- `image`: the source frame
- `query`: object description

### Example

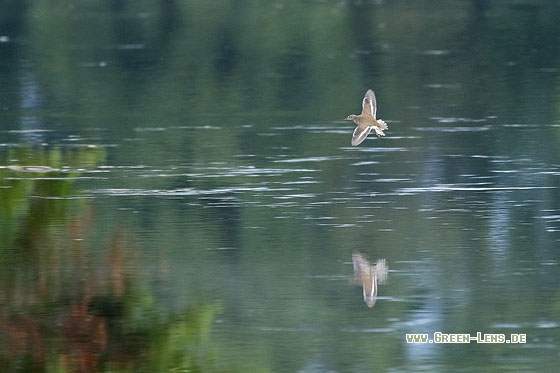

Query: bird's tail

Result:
[377,119,388,130]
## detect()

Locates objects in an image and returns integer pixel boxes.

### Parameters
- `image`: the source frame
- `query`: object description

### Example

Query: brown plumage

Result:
[345,89,388,146]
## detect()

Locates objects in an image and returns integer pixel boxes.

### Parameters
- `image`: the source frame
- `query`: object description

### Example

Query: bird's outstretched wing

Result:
[361,89,377,118]
[352,125,373,146]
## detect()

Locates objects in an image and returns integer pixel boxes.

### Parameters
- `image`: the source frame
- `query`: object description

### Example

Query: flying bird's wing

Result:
[352,125,373,146]
[361,89,377,118]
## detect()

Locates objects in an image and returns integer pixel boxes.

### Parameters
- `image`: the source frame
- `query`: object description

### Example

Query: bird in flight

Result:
[345,89,388,146]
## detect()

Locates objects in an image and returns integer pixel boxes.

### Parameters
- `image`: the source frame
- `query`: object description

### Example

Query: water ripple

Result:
[274,156,343,163]
[395,184,555,194]
[88,186,293,197]
[416,125,490,132]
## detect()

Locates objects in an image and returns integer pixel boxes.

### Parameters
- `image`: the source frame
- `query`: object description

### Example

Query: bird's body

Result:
[345,89,388,146]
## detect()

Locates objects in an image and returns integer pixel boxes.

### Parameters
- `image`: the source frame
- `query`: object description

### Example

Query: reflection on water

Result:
[0,192,222,371]
[0,147,225,371]
[350,254,388,308]
[6,165,58,173]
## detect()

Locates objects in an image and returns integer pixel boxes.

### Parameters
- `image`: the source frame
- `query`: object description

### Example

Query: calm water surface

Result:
[1,1,560,372]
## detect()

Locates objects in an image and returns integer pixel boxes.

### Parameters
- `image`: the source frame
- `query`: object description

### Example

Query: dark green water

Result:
[1,1,560,372]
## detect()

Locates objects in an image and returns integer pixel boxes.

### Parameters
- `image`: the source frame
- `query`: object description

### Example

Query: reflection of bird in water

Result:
[351,254,388,308]
[345,89,388,146]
